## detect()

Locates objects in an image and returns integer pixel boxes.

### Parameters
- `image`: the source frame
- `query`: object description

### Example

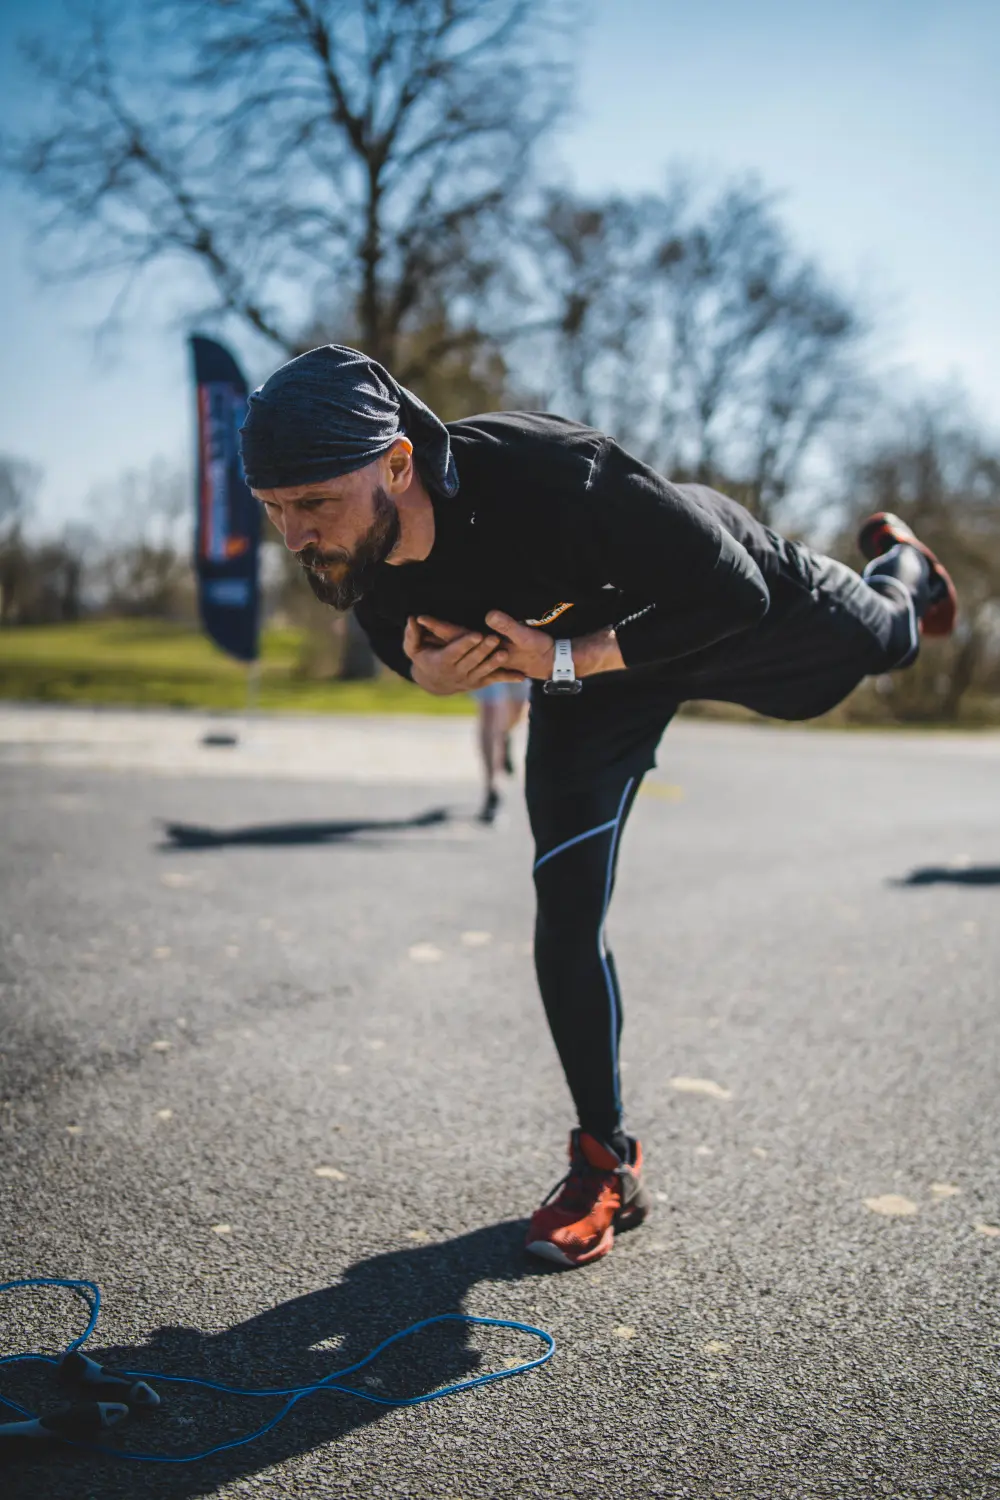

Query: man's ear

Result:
[384,437,415,493]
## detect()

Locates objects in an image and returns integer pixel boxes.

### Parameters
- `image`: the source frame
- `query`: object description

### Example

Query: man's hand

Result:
[404,616,525,696]
[484,612,625,678]
[482,612,555,679]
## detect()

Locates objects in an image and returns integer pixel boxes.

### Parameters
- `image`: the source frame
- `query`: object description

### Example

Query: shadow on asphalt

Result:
[3,1219,554,1497]
[158,806,451,850]
[894,864,1000,887]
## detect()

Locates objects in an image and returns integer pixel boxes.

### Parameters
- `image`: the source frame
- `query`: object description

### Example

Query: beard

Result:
[298,484,401,610]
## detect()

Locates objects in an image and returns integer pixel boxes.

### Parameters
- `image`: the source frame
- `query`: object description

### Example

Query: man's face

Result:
[254,462,400,610]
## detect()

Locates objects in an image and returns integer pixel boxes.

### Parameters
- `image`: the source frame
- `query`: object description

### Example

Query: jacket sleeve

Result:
[352,600,413,681]
[583,440,770,668]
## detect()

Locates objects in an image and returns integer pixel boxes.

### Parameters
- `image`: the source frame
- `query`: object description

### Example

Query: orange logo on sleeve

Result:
[525,602,575,627]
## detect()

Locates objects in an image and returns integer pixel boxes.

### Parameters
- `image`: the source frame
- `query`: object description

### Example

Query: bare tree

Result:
[8,0,571,378]
[520,189,651,434]
[8,534,91,624]
[0,455,39,542]
[87,459,195,619]
[837,395,1000,722]
[524,179,868,527]
[0,455,43,624]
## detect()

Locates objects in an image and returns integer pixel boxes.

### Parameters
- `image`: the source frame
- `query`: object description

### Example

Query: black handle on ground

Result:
[0,1400,129,1442]
[58,1350,160,1408]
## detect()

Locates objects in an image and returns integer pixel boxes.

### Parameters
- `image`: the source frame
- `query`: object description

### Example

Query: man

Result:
[241,344,957,1269]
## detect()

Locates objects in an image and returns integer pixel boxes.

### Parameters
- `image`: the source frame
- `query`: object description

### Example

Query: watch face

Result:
[543,678,583,696]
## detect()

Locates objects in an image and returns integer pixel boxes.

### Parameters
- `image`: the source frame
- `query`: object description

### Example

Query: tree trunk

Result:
[359,162,384,361]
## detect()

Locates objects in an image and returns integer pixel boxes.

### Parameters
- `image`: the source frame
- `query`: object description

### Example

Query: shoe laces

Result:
[542,1155,618,1214]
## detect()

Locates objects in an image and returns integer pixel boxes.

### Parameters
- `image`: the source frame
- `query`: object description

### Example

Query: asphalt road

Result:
[2,709,1000,1499]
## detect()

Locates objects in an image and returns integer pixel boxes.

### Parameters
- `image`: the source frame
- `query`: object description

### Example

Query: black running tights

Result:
[525,542,932,1145]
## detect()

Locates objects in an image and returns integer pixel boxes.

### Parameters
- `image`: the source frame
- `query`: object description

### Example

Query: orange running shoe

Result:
[525,1130,651,1268]
[857,511,957,638]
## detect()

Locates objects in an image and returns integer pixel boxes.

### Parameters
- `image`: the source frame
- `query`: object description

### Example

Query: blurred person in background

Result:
[474,679,530,824]
[242,344,958,1271]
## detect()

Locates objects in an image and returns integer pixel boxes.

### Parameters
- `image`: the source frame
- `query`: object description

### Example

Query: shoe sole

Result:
[858,513,957,637]
[524,1200,650,1269]
[525,1225,615,1267]
[524,1240,579,1267]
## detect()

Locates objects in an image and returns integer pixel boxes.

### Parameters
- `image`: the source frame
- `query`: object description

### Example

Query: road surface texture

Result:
[2,705,999,1499]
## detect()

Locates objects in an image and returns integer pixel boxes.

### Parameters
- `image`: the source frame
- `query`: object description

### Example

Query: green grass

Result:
[0,619,475,714]
[4,619,997,727]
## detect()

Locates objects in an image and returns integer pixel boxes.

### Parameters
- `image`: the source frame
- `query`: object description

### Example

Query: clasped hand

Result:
[403,610,554,696]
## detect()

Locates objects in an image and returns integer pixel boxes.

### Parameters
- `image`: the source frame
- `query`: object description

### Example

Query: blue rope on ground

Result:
[0,1276,556,1464]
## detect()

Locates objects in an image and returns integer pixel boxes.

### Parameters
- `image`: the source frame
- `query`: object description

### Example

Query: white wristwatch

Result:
[543,638,582,696]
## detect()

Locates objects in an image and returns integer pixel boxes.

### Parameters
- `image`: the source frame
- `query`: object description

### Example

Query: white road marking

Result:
[864,1194,918,1217]
[408,943,444,962]
[669,1077,732,1100]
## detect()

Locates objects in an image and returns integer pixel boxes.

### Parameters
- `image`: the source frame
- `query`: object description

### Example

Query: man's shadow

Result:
[894,864,1000,887]
[159,806,450,850]
[5,1221,547,1499]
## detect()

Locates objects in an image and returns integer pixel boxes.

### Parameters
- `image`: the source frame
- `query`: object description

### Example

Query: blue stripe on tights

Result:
[531,779,636,1122]
[533,818,617,872]
[598,778,635,1118]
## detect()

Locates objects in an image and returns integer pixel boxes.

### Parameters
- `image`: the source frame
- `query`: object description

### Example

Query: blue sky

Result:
[1,0,998,527]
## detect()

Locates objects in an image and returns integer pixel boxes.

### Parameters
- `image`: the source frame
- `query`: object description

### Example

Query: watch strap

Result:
[550,638,576,684]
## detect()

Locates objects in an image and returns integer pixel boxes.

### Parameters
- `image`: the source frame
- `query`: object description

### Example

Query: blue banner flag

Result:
[190,335,260,663]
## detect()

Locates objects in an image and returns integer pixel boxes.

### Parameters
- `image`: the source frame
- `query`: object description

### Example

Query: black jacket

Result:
[354,412,801,680]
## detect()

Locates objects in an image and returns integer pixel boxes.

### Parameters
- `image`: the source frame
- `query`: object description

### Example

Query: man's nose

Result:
[283,517,318,553]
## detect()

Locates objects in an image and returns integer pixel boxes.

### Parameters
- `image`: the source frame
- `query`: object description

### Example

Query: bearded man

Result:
[241,344,957,1269]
